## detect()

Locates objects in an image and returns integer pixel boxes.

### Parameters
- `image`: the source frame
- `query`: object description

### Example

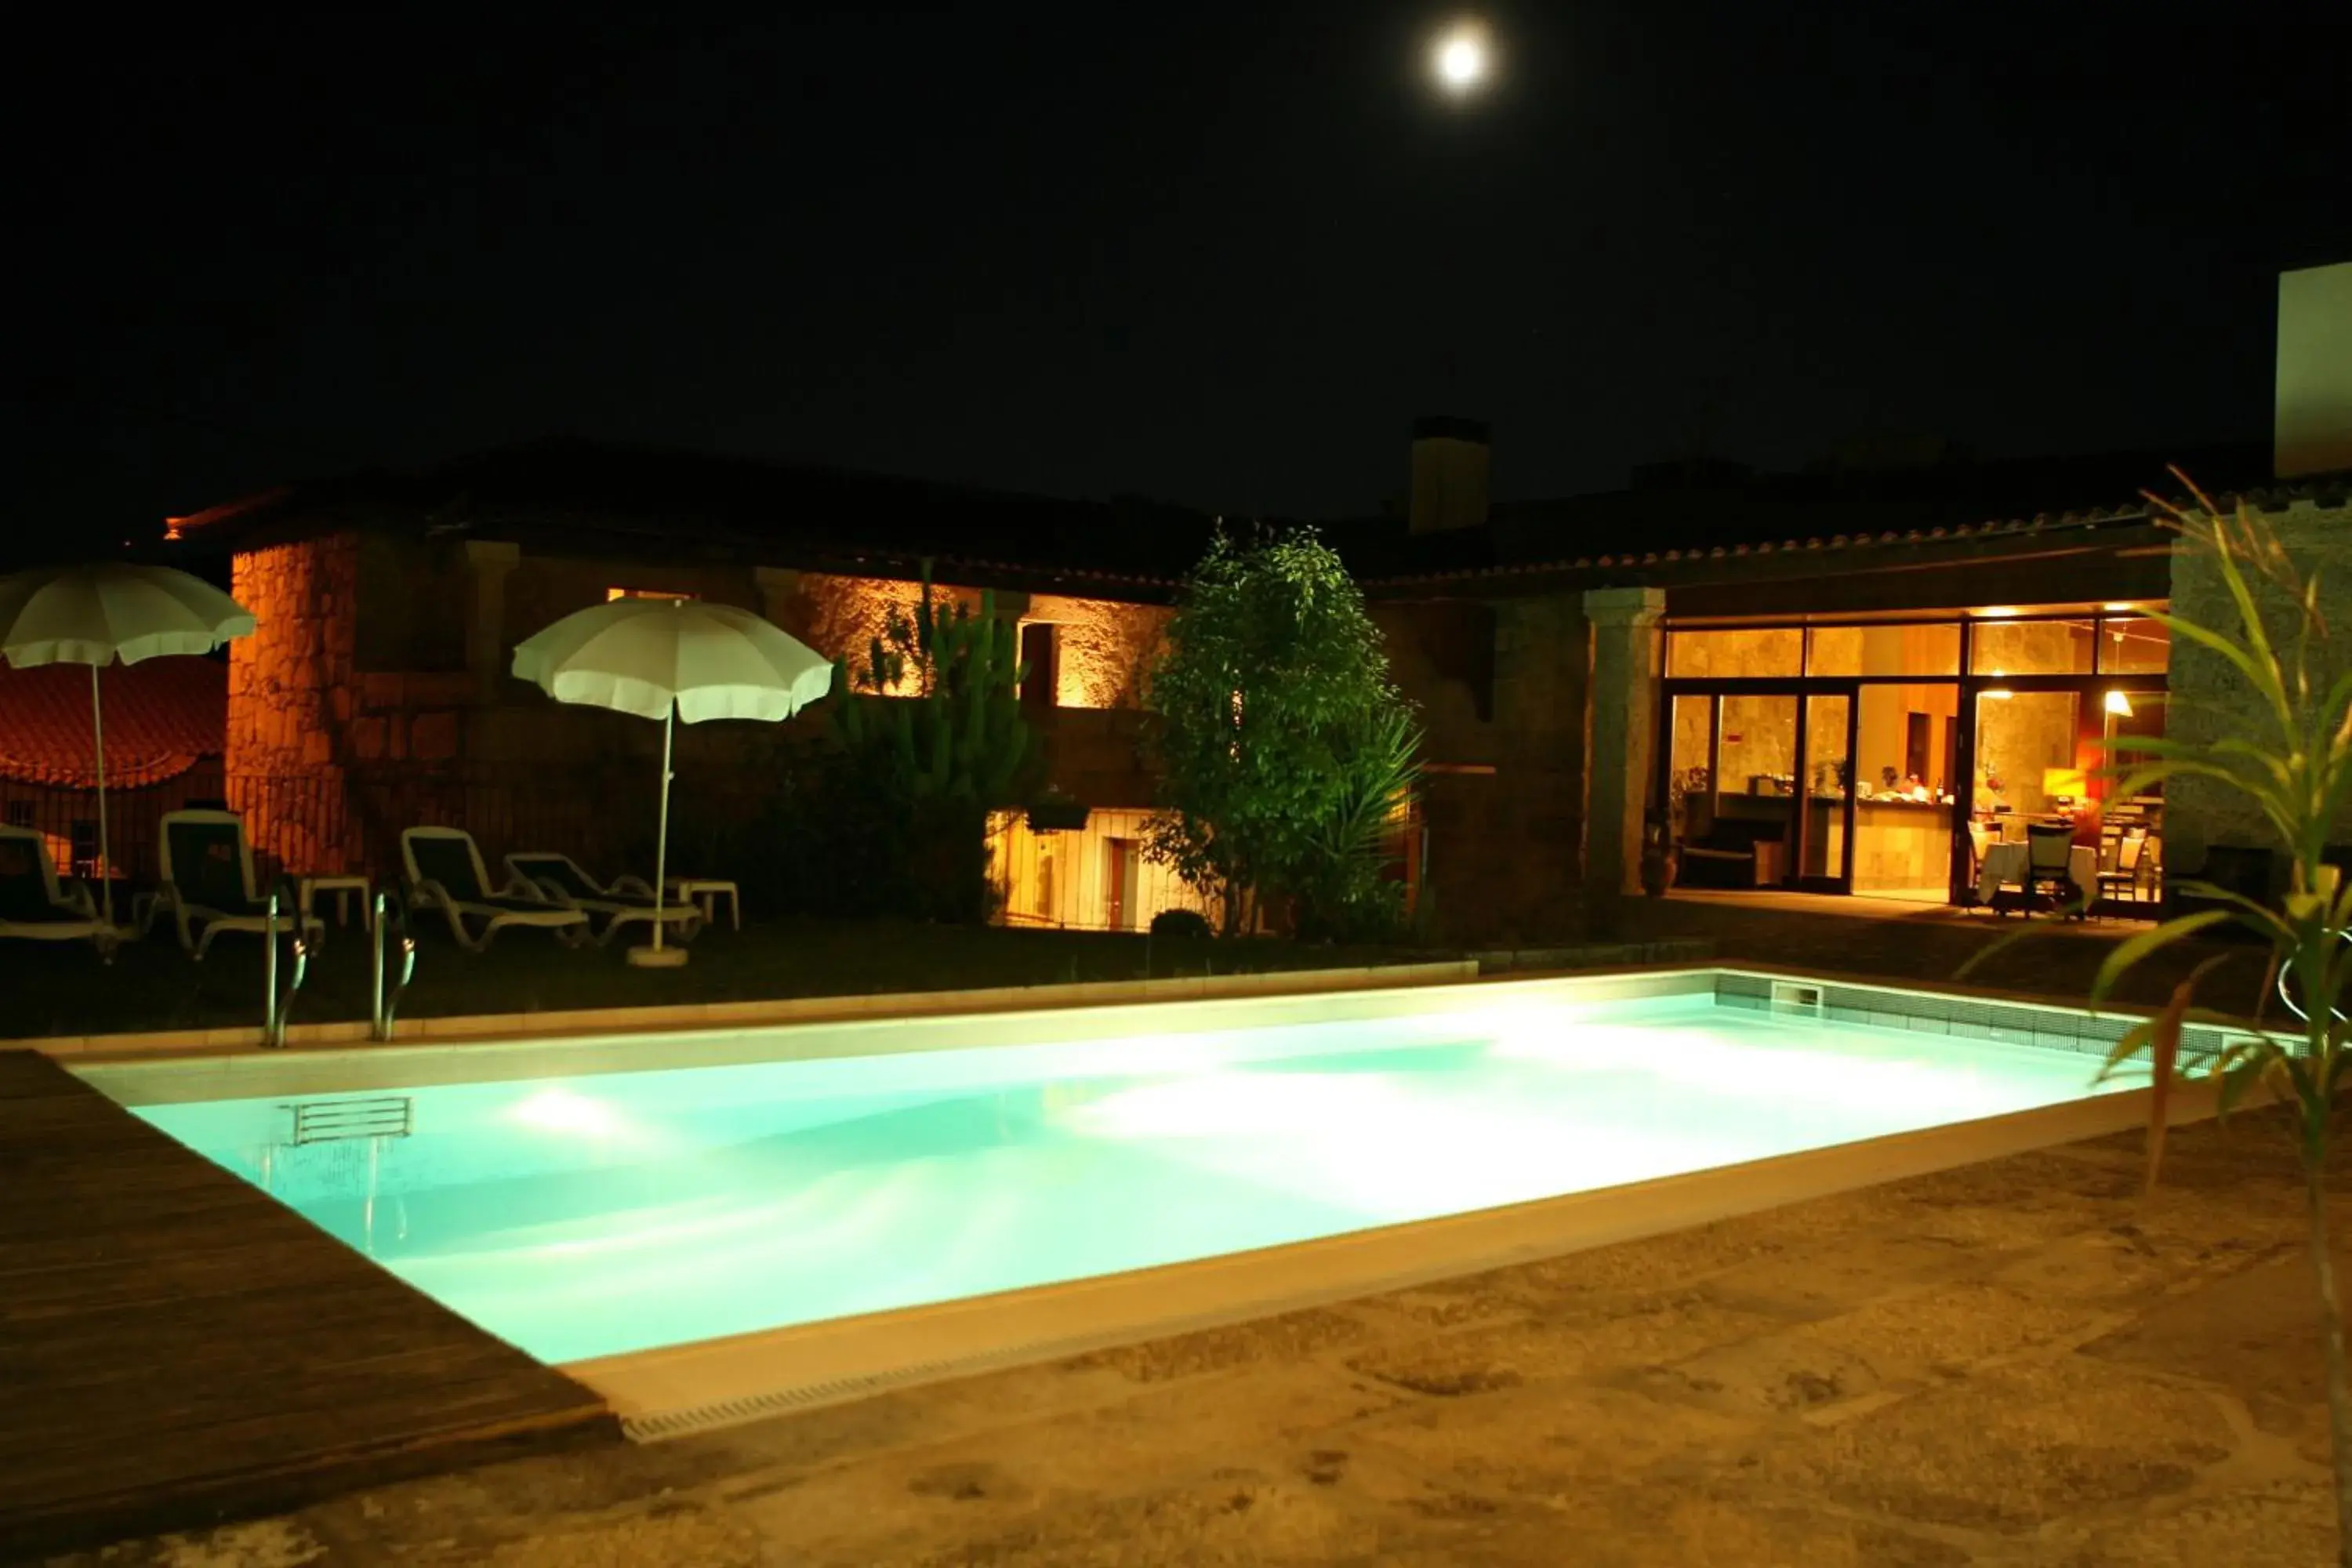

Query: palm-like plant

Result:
[1968,470,2348,1557]
[1292,706,1425,939]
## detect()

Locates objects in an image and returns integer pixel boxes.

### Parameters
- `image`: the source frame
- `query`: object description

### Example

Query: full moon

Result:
[1433,25,1490,93]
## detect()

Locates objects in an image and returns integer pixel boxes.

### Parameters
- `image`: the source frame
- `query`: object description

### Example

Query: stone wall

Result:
[227,535,363,873]
[224,535,1171,880]
[506,557,762,649]
[1034,706,1154,809]
[1022,594,1171,710]
[353,533,470,673]
[789,574,981,692]
[1492,597,1592,940]
[2162,497,2352,881]
[1377,596,1587,945]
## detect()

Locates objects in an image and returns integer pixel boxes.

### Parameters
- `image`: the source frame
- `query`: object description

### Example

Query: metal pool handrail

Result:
[261,877,309,1049]
[372,891,417,1043]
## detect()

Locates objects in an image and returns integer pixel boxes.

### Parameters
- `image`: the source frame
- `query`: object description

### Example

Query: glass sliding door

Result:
[1659,608,2170,909]
[1964,677,2164,916]
[2094,684,2165,911]
[1695,694,1798,887]
[1665,693,1716,858]
[1849,683,1959,901]
[1799,691,1853,890]
[1662,688,1861,891]
[1973,689,2086,826]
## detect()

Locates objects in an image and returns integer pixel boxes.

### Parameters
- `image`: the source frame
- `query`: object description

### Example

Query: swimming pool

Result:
[121,978,2134,1369]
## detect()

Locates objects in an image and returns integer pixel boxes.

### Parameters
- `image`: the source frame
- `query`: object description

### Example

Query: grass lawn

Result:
[0,916,1450,1042]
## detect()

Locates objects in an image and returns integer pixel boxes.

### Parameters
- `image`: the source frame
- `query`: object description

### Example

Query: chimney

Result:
[1408,416,1492,533]
[2274,260,2352,480]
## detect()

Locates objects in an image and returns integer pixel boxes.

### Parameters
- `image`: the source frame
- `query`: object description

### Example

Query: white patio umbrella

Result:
[0,563,256,924]
[510,596,833,965]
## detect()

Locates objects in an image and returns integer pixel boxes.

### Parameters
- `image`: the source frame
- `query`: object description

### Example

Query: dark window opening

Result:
[1019,622,1061,712]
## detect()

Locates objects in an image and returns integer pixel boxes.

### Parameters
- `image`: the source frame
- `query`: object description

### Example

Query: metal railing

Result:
[371,892,417,1043]
[0,762,226,896]
[212,769,760,887]
[260,877,308,1048]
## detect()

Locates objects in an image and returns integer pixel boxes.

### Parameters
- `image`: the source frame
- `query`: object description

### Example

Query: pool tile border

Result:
[1711,968,2230,1067]
[61,960,2260,1112]
[20,960,1483,1062]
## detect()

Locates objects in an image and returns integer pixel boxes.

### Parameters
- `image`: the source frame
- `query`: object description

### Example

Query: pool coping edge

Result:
[572,1079,2214,1440]
[17,959,1486,1062]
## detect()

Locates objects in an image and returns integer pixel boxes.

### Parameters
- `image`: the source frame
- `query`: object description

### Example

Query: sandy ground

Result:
[50,1108,2347,1567]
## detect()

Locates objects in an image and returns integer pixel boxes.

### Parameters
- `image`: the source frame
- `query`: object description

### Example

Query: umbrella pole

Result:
[89,664,114,927]
[652,705,674,952]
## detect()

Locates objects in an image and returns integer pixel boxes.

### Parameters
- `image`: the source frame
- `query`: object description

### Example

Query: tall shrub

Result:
[1967,473,2349,1558]
[1145,528,1422,938]
[826,568,1040,922]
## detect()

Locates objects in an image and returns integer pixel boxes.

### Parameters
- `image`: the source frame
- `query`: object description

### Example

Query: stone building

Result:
[1347,263,2350,941]
[160,263,2348,946]
[169,441,1209,932]
[1356,451,2347,943]
[166,434,2347,949]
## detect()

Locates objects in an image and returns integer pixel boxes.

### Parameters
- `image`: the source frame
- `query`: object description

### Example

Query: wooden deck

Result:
[0,1050,618,1559]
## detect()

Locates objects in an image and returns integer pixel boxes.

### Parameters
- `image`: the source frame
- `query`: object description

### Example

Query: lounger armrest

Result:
[149,881,191,927]
[527,877,581,907]
[489,873,553,903]
[408,877,456,910]
[610,875,657,899]
[59,880,99,920]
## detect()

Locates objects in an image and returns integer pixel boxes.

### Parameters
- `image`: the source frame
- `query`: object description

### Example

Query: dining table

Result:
[1976,839,2099,905]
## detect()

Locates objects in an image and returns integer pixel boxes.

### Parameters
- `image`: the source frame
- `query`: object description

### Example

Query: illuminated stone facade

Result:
[218,531,1171,885]
[2162,496,2352,876]
[792,574,974,695]
[226,536,364,873]
[203,460,2311,942]
[1021,593,1171,710]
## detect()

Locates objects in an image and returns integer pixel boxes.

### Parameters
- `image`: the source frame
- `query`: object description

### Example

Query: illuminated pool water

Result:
[129,993,2121,1363]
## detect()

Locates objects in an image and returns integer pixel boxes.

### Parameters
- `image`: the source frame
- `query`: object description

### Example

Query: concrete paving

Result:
[49,1109,2345,1567]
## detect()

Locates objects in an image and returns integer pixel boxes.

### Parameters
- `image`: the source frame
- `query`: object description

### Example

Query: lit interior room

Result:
[1661,608,2169,912]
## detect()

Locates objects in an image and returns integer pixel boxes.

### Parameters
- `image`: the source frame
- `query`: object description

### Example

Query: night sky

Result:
[14,4,2348,557]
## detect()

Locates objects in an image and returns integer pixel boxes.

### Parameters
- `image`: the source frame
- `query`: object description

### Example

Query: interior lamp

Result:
[2104,689,2134,717]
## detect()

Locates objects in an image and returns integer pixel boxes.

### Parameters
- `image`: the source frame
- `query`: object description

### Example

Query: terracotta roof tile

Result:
[0,659,227,788]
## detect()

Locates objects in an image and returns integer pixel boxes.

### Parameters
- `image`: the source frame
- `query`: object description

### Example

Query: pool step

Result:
[286,1096,414,1145]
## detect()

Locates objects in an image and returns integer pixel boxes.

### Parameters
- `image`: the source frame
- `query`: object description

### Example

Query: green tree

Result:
[827,568,1040,922]
[1144,528,1422,938]
[1965,474,2350,1558]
